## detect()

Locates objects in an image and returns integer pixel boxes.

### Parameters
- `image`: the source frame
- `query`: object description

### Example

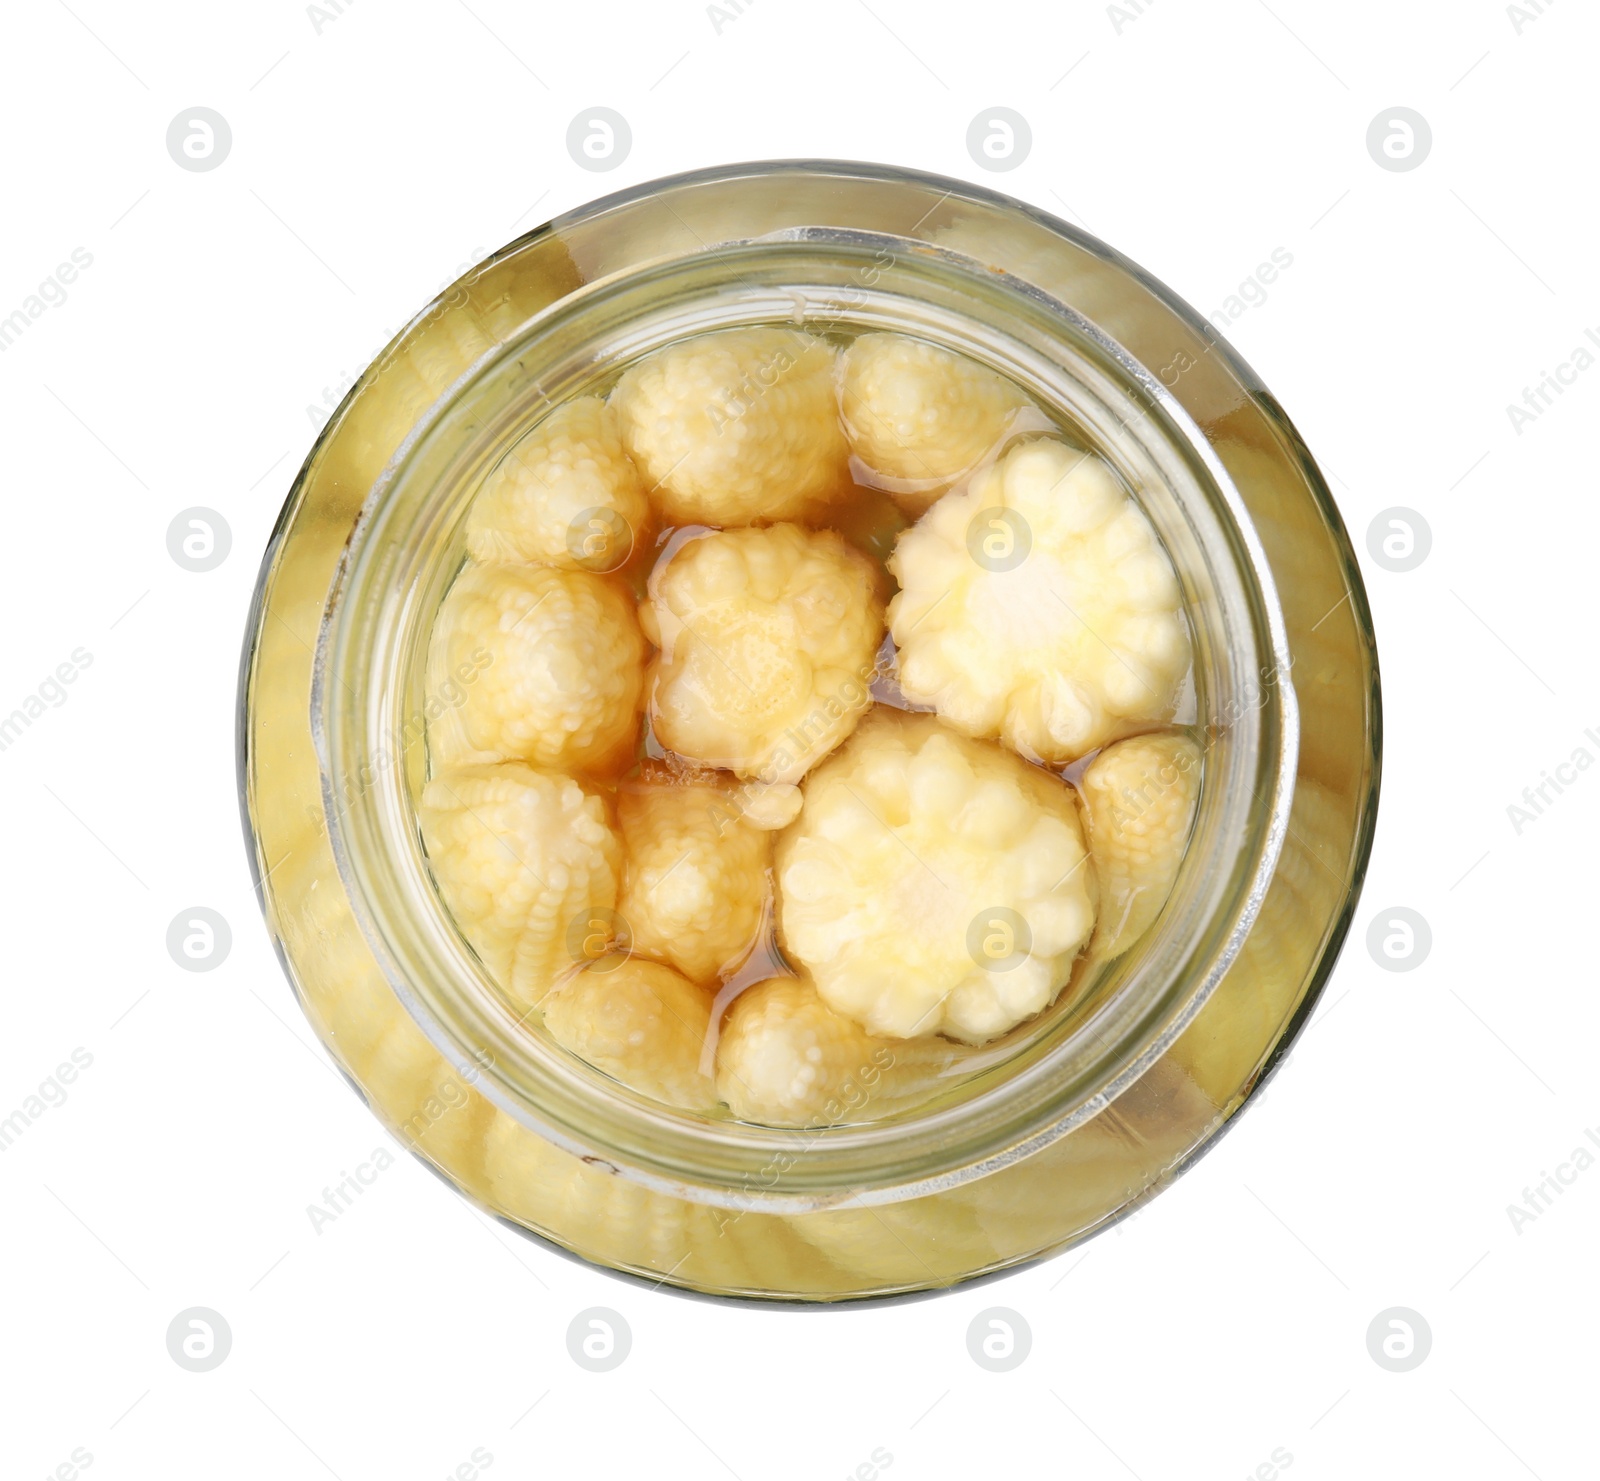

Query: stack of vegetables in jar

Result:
[420,324,1202,1129]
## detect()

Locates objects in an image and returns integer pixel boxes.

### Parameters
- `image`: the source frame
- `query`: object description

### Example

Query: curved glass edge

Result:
[237,160,1379,1300]
[314,236,1292,1208]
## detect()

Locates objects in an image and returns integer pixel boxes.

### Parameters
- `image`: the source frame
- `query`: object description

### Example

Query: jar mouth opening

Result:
[313,215,1297,1213]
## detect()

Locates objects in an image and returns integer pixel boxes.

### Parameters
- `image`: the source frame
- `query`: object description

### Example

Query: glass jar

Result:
[239,161,1379,1300]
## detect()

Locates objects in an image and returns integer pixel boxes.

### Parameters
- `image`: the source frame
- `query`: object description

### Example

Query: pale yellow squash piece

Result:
[776,710,1097,1044]
[643,524,883,784]
[1079,731,1202,958]
[611,327,850,526]
[465,395,649,572]
[716,974,968,1127]
[616,767,771,984]
[889,439,1189,764]
[427,562,645,773]
[542,957,717,1112]
[840,332,1029,508]
[419,763,621,1004]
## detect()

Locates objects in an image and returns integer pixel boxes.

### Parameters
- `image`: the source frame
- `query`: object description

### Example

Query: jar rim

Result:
[311,162,1299,1213]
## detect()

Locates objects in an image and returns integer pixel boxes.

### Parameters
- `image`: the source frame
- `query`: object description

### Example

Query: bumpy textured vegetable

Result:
[616,768,771,984]
[427,562,645,772]
[610,328,850,526]
[716,974,968,1127]
[889,439,1190,764]
[776,710,1097,1043]
[1079,732,1202,958]
[542,957,717,1111]
[419,763,621,1003]
[465,395,649,571]
[839,332,1028,505]
[642,524,883,783]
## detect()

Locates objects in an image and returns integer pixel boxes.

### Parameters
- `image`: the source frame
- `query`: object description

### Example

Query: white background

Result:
[1,1,1595,1477]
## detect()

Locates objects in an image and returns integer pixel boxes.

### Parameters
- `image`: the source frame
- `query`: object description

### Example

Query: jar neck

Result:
[314,231,1295,1212]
